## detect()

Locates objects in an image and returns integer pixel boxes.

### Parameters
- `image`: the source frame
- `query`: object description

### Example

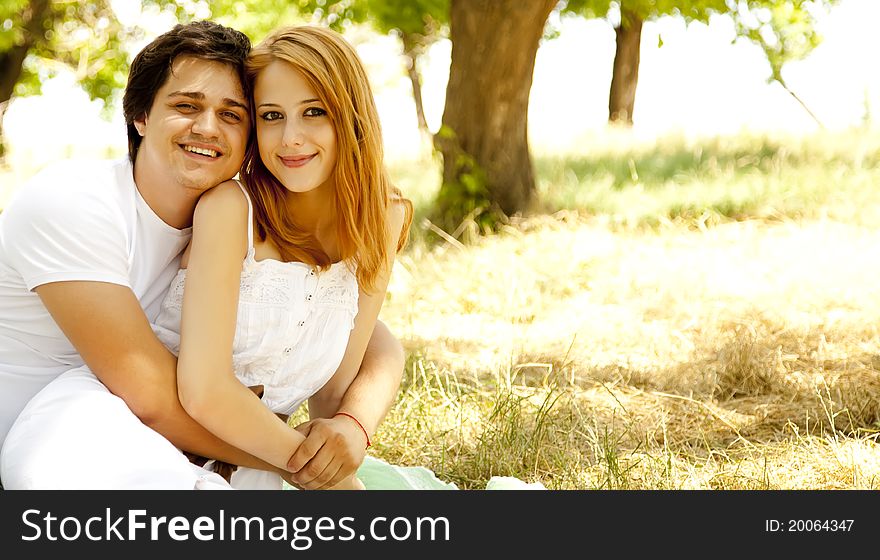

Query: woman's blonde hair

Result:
[241,25,412,292]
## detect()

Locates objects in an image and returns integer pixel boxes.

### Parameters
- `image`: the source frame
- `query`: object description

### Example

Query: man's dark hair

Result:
[122,21,251,163]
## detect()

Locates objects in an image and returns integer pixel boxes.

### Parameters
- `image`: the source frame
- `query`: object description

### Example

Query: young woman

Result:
[152,25,412,490]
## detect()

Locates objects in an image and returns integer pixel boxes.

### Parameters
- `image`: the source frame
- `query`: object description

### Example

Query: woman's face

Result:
[254,60,337,195]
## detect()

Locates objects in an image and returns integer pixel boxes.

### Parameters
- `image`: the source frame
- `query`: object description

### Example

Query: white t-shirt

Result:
[0,158,192,448]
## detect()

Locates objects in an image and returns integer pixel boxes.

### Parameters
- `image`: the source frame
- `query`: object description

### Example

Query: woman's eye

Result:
[304,107,327,117]
[260,111,283,121]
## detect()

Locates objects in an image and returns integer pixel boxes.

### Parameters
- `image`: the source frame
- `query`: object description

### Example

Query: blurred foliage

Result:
[178,0,449,43]
[560,0,837,85]
[361,0,447,37]
[0,1,184,115]
[180,0,450,67]
[732,0,826,85]
[170,0,312,41]
[0,1,30,52]
[563,0,732,22]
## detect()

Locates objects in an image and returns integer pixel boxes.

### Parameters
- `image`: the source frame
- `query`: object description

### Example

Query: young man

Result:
[0,21,403,489]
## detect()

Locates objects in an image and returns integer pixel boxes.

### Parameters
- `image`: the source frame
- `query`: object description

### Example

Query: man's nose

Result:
[192,111,220,137]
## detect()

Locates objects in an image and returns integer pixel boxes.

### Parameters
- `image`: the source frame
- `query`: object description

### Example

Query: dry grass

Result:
[373,209,880,489]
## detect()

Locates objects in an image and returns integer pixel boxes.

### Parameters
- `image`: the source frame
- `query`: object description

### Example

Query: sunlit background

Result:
[3,0,878,171]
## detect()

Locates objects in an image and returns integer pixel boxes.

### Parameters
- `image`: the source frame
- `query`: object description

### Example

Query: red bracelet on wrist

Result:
[334,412,371,449]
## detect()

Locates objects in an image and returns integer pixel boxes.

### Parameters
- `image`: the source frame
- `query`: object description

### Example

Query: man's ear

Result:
[133,115,147,136]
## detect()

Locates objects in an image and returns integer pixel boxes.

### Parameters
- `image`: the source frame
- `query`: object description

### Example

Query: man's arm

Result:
[312,319,405,438]
[35,280,289,476]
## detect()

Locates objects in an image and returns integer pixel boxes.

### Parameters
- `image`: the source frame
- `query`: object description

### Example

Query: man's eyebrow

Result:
[167,91,248,110]
[224,98,249,111]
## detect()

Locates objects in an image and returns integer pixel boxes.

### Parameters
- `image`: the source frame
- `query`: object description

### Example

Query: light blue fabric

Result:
[357,456,459,490]
[358,456,546,490]
[283,456,547,490]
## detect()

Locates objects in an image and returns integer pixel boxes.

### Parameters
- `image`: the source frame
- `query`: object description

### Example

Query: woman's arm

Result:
[35,281,293,479]
[289,202,409,489]
[176,181,304,471]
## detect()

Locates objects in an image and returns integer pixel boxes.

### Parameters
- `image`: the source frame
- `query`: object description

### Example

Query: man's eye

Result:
[260,111,283,121]
[222,111,242,122]
[176,103,197,111]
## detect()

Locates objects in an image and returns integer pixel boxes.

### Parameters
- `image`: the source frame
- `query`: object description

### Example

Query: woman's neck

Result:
[284,185,337,246]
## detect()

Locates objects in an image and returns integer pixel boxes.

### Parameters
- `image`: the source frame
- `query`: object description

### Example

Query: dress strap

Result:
[234,180,255,252]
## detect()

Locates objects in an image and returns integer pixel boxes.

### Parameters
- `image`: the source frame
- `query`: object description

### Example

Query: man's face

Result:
[134,55,249,194]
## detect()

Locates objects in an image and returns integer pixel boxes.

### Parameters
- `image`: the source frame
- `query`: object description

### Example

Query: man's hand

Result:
[286,416,368,489]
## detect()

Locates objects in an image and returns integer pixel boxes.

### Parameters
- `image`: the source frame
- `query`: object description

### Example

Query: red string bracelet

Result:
[334,412,371,449]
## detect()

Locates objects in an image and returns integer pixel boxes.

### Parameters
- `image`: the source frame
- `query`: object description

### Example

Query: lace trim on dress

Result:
[164,257,358,310]
[238,268,293,305]
[163,271,186,311]
[315,263,358,308]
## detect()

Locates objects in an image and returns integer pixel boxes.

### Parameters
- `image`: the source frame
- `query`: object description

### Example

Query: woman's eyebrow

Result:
[257,99,322,107]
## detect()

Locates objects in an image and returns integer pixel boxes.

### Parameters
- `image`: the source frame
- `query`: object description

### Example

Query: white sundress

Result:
[152,181,359,488]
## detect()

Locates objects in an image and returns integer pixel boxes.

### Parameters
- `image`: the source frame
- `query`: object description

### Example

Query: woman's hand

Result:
[286,416,368,489]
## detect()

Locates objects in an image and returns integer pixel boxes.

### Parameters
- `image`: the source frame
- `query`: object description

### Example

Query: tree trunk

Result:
[0,103,8,161]
[434,0,556,232]
[0,0,51,159]
[0,46,32,109]
[401,32,430,138]
[608,8,643,125]
[0,43,31,162]
[0,0,51,106]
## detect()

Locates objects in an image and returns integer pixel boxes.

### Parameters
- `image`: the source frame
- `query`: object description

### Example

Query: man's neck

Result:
[132,156,200,230]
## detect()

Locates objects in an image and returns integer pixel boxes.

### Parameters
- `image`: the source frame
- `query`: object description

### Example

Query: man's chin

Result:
[176,177,220,194]
[176,156,239,186]
[176,171,237,193]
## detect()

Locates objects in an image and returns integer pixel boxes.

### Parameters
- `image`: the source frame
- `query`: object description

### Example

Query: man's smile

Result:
[180,142,224,159]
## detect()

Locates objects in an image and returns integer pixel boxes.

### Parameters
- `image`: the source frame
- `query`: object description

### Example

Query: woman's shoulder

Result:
[192,180,250,233]
[387,195,413,247]
[198,179,248,207]
[194,180,249,218]
[388,196,410,228]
